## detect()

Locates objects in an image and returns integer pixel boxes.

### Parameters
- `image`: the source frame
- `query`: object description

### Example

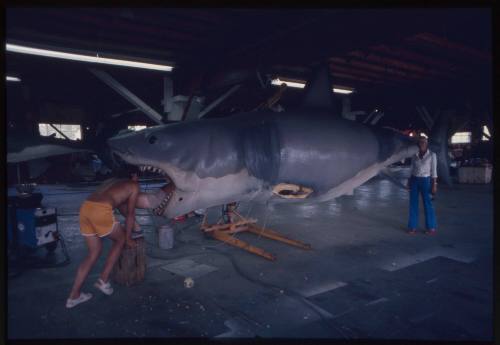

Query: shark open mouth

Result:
[138,164,175,216]
[138,164,168,176]
[152,188,173,216]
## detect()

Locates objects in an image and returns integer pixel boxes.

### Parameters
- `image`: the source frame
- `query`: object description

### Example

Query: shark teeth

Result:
[153,191,173,216]
[139,165,166,175]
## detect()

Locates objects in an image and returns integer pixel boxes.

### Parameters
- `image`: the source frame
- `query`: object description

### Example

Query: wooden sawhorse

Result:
[200,205,311,261]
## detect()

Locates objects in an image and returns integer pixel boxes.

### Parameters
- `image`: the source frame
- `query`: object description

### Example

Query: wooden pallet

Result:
[201,205,311,261]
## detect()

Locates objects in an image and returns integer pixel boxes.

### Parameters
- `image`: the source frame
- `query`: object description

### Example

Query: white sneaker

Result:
[94,278,114,295]
[66,292,92,308]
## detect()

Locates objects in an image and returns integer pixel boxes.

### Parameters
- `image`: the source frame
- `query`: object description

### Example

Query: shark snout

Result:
[107,136,136,157]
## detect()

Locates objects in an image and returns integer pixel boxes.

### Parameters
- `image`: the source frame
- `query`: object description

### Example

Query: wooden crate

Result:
[458,166,492,184]
[112,238,146,286]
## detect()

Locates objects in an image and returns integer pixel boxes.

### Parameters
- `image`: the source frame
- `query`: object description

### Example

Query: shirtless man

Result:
[66,167,141,308]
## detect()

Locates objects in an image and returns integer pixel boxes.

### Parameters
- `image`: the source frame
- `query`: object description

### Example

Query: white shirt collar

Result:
[415,150,430,159]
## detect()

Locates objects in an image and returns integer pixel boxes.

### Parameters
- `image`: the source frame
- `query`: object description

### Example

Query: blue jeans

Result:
[408,176,436,230]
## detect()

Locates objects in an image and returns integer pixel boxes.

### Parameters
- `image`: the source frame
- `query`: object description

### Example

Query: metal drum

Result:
[158,224,174,250]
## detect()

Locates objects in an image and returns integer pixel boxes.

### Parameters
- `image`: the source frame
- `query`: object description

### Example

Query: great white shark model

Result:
[108,65,451,218]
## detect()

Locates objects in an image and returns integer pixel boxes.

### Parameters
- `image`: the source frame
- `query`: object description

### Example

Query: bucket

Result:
[158,224,174,250]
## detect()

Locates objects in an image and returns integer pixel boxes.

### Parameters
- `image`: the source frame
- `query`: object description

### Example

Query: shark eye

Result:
[149,135,158,144]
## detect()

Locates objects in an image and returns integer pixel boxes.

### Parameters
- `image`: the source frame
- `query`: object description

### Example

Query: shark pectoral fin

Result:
[379,168,407,190]
[346,189,354,196]
[272,183,313,199]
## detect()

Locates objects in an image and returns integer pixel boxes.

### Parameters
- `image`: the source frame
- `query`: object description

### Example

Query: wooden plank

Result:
[226,225,250,234]
[211,230,276,261]
[202,209,312,261]
[247,225,312,250]
[201,218,257,233]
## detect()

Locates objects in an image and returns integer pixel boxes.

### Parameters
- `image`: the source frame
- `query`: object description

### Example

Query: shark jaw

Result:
[111,148,270,218]
[135,163,176,216]
[111,150,178,216]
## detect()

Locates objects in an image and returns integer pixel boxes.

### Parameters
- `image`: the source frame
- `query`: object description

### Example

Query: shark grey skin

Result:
[8,133,91,163]
[108,66,450,218]
[108,111,425,218]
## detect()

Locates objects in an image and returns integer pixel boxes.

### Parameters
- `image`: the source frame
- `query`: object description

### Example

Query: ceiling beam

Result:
[370,44,459,73]
[330,56,422,80]
[330,71,381,84]
[401,41,491,79]
[409,32,492,61]
[245,9,454,68]
[329,61,412,84]
[90,69,163,125]
[347,51,448,80]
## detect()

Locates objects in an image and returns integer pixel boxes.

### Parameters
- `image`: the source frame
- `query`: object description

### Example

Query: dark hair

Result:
[117,164,139,178]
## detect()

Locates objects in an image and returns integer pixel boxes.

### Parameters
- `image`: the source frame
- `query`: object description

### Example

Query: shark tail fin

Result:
[429,111,453,186]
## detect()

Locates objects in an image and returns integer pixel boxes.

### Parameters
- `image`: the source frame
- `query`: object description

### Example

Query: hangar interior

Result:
[6,8,493,341]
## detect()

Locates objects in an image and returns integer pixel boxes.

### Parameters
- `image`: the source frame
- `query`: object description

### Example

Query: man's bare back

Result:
[86,177,140,248]
[87,178,138,209]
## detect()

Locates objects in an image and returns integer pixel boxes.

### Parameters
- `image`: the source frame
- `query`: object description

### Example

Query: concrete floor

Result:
[7,167,493,340]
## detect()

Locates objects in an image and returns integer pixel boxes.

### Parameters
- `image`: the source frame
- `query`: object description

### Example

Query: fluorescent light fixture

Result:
[6,43,173,72]
[6,76,21,82]
[128,125,148,131]
[271,78,305,89]
[333,87,353,94]
[271,78,354,94]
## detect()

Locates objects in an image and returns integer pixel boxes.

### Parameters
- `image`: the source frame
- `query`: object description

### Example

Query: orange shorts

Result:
[79,200,119,237]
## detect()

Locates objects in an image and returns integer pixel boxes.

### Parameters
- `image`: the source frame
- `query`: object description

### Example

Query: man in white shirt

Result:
[406,136,437,235]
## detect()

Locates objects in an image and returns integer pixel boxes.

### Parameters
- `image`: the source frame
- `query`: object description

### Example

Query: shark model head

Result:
[107,121,267,218]
[108,124,186,217]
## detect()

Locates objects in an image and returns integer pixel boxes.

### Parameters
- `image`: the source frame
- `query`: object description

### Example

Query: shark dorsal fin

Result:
[301,63,335,110]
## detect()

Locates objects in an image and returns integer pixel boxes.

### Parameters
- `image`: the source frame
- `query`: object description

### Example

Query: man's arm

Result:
[431,153,438,194]
[116,204,140,231]
[125,183,139,247]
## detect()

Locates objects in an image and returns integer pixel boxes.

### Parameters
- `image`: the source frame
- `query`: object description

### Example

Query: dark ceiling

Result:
[5,7,493,129]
